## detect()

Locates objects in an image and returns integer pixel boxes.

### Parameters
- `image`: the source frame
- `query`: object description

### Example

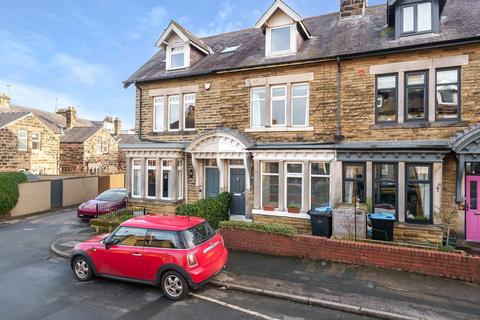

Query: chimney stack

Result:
[57,106,77,129]
[0,93,11,109]
[339,0,367,19]
[114,117,121,136]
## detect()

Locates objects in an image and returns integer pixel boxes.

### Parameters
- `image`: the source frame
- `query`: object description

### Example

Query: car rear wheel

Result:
[161,271,189,301]
[73,256,93,282]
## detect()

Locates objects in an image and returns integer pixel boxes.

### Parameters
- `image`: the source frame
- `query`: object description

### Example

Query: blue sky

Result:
[0,0,385,130]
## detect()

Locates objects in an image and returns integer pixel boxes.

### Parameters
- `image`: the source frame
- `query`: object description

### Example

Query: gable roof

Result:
[10,105,99,134]
[155,20,212,55]
[125,0,480,87]
[0,112,31,128]
[60,126,103,143]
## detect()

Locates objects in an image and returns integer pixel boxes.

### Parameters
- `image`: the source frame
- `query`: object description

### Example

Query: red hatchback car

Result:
[70,215,228,300]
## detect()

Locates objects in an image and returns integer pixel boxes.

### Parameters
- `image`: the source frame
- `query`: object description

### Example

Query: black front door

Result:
[229,168,245,216]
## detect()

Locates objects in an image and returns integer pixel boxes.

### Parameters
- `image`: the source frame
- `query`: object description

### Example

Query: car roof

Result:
[121,215,205,231]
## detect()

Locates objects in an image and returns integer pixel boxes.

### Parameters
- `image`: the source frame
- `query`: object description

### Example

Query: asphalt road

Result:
[0,209,372,320]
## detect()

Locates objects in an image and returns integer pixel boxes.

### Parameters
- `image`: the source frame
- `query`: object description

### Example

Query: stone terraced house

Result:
[121,0,480,244]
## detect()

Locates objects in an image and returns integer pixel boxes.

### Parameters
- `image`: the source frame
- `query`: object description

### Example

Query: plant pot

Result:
[287,208,300,214]
[263,205,275,211]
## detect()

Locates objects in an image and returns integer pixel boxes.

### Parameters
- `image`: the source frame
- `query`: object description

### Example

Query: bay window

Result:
[436,68,460,120]
[285,163,303,211]
[406,164,432,224]
[405,71,428,121]
[184,94,195,130]
[376,75,397,123]
[292,84,309,126]
[153,97,164,132]
[146,159,157,199]
[251,88,266,127]
[261,162,279,209]
[17,130,27,151]
[343,163,365,204]
[271,86,286,126]
[168,96,180,130]
[373,163,397,215]
[132,159,142,198]
[161,160,174,200]
[311,163,330,209]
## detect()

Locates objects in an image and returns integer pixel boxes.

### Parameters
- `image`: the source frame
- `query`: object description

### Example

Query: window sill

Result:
[370,120,467,130]
[252,209,310,220]
[151,130,197,135]
[245,126,314,133]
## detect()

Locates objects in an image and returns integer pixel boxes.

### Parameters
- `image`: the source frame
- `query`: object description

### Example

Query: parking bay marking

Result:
[190,293,278,320]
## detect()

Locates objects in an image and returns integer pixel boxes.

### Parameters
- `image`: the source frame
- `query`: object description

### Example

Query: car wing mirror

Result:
[104,237,115,249]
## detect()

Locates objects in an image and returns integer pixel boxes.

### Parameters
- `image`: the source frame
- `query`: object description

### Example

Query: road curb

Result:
[209,280,420,320]
[50,228,91,259]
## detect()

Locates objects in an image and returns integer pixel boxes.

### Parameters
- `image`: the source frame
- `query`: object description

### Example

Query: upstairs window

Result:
[17,130,27,151]
[184,94,196,130]
[168,45,186,70]
[436,68,460,120]
[168,96,180,131]
[32,132,41,151]
[251,88,266,127]
[271,86,287,126]
[101,139,109,154]
[153,97,164,132]
[267,25,294,56]
[376,75,398,123]
[291,84,309,126]
[402,1,432,35]
[405,71,428,121]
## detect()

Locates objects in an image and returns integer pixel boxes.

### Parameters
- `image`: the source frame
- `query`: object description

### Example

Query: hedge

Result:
[90,207,144,232]
[219,220,297,237]
[0,172,27,215]
[176,192,230,229]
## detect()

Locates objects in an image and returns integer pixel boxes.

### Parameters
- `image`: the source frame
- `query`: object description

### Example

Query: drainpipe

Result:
[335,56,344,142]
[136,83,143,141]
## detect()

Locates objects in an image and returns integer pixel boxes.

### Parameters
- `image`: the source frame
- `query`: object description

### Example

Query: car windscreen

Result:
[96,189,126,202]
[182,222,216,248]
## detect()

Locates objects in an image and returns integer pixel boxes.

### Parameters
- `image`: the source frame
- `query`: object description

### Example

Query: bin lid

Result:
[308,206,333,216]
[368,213,396,221]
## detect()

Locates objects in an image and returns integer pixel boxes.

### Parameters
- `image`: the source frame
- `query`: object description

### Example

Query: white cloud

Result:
[49,53,111,87]
[196,1,244,37]
[127,5,168,40]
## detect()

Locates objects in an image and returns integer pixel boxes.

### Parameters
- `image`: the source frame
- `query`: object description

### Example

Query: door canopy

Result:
[185,130,253,159]
[451,123,480,157]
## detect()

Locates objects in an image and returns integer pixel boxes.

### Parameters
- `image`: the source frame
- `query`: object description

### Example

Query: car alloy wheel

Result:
[73,256,93,281]
[161,271,188,300]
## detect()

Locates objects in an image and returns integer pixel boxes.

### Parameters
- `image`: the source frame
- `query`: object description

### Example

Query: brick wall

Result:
[60,142,84,173]
[84,129,119,174]
[0,114,59,174]
[220,228,480,283]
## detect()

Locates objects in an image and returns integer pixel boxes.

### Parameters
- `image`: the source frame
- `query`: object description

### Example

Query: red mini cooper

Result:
[70,215,228,300]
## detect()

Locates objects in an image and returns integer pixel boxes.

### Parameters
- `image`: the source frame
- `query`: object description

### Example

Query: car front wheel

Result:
[161,271,189,301]
[73,256,94,282]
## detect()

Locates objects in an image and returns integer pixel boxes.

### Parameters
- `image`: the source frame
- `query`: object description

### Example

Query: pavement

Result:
[1,208,374,320]
[51,221,480,320]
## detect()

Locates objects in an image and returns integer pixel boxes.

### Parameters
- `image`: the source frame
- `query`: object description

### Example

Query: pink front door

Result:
[466,176,480,242]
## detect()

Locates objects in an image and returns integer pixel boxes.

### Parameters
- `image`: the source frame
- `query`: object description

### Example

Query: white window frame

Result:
[95,138,102,155]
[266,24,296,57]
[132,159,142,198]
[284,162,304,211]
[260,161,280,209]
[291,83,309,127]
[145,159,157,199]
[17,130,27,151]
[166,43,189,70]
[401,1,433,35]
[250,87,266,128]
[168,95,180,132]
[309,162,331,209]
[31,132,41,151]
[153,96,165,132]
[270,85,287,127]
[183,94,196,131]
[101,139,109,154]
[161,159,173,200]
[177,159,184,200]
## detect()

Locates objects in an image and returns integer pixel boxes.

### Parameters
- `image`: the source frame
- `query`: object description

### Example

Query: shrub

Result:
[0,172,27,215]
[90,207,144,233]
[219,220,297,237]
[176,192,230,229]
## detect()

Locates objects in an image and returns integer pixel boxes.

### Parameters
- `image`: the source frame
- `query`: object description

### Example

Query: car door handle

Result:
[132,253,142,257]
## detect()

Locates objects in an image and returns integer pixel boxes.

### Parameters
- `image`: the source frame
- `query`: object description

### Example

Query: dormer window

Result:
[402,1,432,34]
[168,44,187,70]
[269,25,294,55]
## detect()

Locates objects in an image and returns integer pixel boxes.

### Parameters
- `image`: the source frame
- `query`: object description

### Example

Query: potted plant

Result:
[287,203,301,214]
[263,202,276,211]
